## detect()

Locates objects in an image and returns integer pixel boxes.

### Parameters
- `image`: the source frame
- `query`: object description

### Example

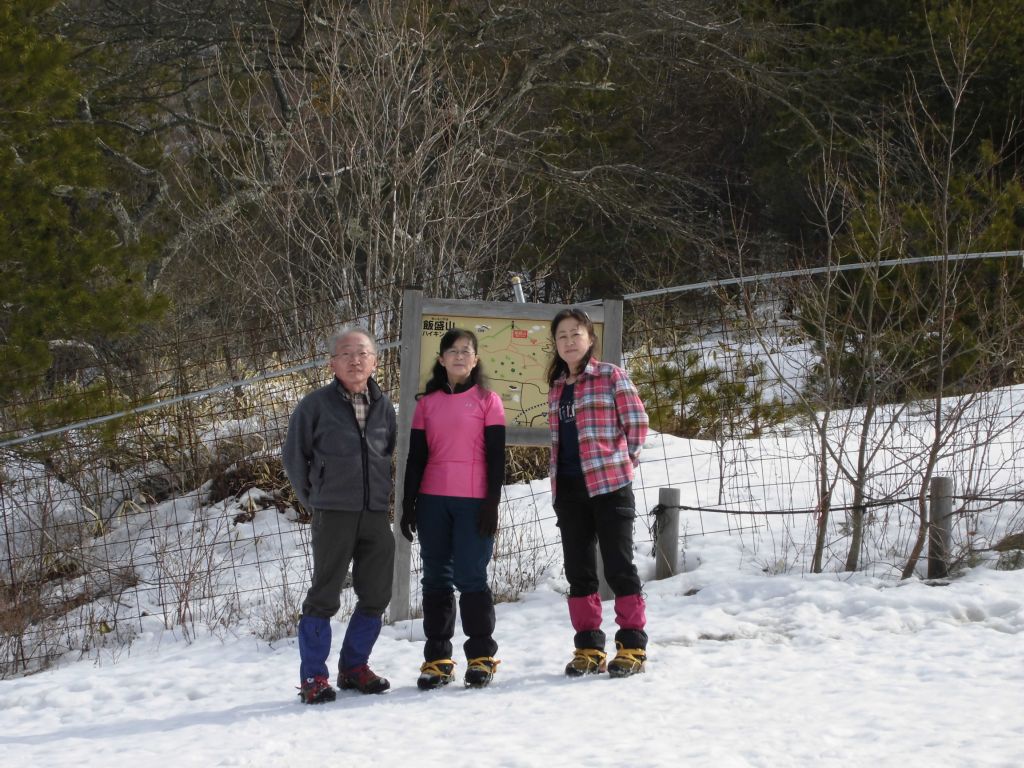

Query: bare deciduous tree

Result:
[163,3,532,348]
[763,6,1024,576]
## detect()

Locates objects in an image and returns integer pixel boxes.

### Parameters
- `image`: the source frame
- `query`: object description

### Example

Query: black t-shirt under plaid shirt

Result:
[557,383,583,476]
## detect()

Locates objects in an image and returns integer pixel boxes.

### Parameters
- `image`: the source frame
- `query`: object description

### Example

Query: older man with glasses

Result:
[283,327,398,704]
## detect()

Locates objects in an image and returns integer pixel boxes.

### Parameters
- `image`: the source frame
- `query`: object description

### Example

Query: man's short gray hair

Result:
[327,326,377,359]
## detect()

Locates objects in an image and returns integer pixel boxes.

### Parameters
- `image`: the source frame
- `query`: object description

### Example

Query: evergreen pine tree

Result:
[0,0,165,403]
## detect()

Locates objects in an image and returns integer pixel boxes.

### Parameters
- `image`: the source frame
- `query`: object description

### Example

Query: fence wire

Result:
[4,264,1024,677]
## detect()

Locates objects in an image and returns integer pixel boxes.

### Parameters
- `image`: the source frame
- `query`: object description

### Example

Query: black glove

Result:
[478,497,499,538]
[400,497,417,542]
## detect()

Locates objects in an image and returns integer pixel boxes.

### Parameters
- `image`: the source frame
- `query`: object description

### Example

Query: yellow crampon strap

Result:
[466,656,501,670]
[420,659,455,675]
[573,648,607,663]
[613,648,645,663]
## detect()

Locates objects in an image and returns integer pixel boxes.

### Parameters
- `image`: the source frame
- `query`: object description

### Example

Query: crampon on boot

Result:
[464,657,500,688]
[607,643,646,678]
[298,675,337,704]
[564,648,607,677]
[418,659,456,691]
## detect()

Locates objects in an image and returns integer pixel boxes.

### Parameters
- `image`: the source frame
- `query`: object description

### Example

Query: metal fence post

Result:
[655,487,681,580]
[928,476,953,579]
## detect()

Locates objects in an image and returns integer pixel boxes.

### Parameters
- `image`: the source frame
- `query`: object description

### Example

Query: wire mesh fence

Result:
[4,260,1024,678]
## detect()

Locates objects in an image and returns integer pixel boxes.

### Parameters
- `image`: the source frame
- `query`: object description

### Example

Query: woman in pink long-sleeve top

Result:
[401,328,506,690]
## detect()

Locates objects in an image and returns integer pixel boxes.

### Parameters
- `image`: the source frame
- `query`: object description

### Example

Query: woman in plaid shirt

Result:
[547,308,650,678]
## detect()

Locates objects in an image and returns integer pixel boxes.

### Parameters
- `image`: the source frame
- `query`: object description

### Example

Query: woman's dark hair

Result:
[546,308,597,386]
[420,328,488,397]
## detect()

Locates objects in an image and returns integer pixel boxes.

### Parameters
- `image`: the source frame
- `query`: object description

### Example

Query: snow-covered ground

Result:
[3,396,1024,766]
[1,543,1021,767]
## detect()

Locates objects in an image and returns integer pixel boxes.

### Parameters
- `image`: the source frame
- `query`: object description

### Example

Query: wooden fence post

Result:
[389,290,424,623]
[655,487,681,580]
[928,476,953,579]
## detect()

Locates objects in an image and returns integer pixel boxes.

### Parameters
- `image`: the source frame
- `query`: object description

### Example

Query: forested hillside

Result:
[3,0,1024,414]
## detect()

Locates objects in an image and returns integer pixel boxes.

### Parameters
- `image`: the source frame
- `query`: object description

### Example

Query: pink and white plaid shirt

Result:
[548,358,649,498]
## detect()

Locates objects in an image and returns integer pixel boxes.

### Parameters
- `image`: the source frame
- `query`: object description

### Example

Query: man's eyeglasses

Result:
[332,350,375,362]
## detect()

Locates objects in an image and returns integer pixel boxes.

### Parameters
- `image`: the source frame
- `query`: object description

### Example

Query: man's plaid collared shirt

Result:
[337,382,370,431]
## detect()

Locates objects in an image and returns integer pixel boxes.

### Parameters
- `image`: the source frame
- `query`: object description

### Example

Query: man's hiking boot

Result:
[339,664,391,694]
[607,643,646,678]
[564,648,607,677]
[464,657,500,688]
[298,675,337,704]
[418,659,456,691]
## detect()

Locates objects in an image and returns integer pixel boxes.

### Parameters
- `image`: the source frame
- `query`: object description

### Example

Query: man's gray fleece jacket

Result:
[282,377,397,513]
